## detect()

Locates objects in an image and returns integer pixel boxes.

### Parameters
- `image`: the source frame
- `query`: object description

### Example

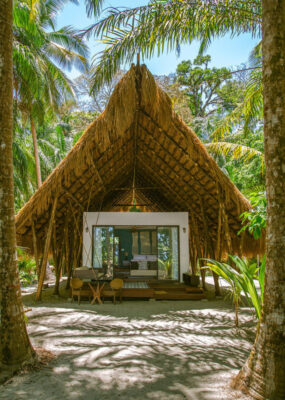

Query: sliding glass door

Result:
[92,225,180,280]
[92,226,114,278]
[157,226,179,280]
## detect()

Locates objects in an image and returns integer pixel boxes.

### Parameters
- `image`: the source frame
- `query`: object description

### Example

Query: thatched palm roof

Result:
[15,65,263,258]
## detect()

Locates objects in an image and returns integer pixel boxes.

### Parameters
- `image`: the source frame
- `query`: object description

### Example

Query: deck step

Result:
[154,292,206,300]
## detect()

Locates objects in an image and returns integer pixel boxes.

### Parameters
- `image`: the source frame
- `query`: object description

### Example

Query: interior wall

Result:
[83,212,189,281]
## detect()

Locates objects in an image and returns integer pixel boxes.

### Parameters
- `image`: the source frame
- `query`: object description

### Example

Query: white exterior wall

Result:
[83,212,189,282]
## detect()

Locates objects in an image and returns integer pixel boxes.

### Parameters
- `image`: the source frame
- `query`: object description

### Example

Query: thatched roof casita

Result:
[15,64,263,263]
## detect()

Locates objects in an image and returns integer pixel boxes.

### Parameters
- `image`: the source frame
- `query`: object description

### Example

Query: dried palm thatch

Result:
[15,65,264,267]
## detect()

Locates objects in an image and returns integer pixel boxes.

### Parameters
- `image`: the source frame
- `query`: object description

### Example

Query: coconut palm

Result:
[0,0,36,373]
[13,0,89,187]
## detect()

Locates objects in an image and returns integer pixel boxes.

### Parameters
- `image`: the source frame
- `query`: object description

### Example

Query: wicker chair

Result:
[102,278,124,304]
[70,278,84,304]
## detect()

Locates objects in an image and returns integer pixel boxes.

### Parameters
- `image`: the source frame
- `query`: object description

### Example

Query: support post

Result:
[222,203,233,255]
[190,210,205,290]
[213,197,223,297]
[51,224,63,296]
[31,217,40,279]
[35,194,58,301]
[65,225,74,290]
[63,215,69,275]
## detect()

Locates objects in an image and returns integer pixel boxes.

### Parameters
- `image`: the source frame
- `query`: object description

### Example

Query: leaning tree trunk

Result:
[0,0,35,374]
[233,1,285,399]
[30,115,42,188]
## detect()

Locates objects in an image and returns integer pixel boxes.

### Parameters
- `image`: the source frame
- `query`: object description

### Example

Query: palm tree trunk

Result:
[30,115,42,188]
[0,0,35,376]
[233,1,285,398]
[212,271,221,296]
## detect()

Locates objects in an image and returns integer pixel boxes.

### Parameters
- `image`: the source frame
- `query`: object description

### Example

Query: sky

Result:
[57,1,259,79]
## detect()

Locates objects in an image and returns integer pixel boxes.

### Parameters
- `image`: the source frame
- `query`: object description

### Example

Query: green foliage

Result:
[13,0,89,117]
[200,45,265,195]
[59,110,99,147]
[75,69,125,113]
[158,258,172,279]
[203,258,242,326]
[206,137,264,194]
[230,255,262,319]
[129,198,142,212]
[216,77,247,112]
[205,141,264,166]
[203,255,265,324]
[211,44,263,141]
[17,247,37,286]
[239,192,266,239]
[155,74,192,125]
[258,256,265,302]
[176,55,231,119]
[207,123,265,195]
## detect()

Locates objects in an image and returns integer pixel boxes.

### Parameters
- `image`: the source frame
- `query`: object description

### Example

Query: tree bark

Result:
[233,1,285,399]
[0,0,35,372]
[30,115,42,188]
[212,272,221,297]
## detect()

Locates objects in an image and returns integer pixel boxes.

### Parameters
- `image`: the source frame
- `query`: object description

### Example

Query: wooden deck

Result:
[121,281,205,300]
[73,280,205,301]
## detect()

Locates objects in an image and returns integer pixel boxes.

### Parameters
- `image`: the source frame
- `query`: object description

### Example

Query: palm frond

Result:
[210,78,263,140]
[205,141,264,166]
[84,0,106,17]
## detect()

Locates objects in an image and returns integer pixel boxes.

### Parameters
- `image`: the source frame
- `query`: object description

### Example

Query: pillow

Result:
[133,254,147,261]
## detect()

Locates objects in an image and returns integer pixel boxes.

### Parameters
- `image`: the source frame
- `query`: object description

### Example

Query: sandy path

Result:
[1,299,256,400]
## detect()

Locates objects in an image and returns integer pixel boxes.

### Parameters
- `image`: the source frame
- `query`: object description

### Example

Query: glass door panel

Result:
[114,236,120,267]
[92,226,114,278]
[157,227,179,280]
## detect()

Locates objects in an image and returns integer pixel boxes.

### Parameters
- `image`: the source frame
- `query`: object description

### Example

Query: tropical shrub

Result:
[202,259,242,326]
[203,255,265,326]
[239,191,266,239]
[17,247,37,286]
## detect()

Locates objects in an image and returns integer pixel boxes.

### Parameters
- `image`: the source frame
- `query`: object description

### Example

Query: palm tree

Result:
[13,0,89,187]
[82,1,284,398]
[0,0,35,376]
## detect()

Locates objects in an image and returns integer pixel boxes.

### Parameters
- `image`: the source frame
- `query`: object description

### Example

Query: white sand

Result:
[0,292,256,400]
